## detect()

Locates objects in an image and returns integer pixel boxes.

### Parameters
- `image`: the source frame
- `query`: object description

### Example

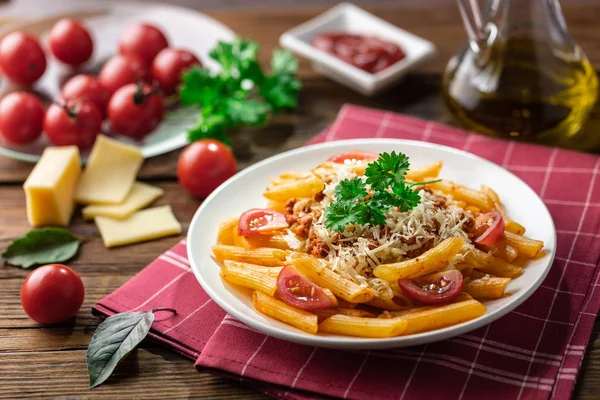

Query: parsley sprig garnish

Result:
[324,152,441,232]
[179,38,301,146]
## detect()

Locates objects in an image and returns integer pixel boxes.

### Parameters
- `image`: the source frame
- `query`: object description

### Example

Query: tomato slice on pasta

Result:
[474,211,505,245]
[327,151,378,165]
[238,208,288,237]
[398,270,464,305]
[277,265,335,310]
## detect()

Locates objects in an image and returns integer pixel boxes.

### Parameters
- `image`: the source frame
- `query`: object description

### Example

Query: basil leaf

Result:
[87,311,155,389]
[2,228,80,268]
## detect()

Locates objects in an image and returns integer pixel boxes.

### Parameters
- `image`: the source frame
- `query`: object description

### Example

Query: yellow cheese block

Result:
[74,135,143,205]
[95,205,182,248]
[82,182,164,220]
[23,146,81,227]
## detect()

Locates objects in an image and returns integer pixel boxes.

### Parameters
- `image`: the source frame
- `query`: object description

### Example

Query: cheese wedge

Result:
[74,135,143,204]
[82,182,164,220]
[23,146,81,227]
[95,205,182,248]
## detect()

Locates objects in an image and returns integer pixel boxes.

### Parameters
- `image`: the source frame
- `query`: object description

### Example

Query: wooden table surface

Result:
[2,2,600,399]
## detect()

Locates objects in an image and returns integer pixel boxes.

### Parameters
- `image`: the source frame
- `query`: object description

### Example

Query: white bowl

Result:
[279,2,437,96]
[187,139,556,350]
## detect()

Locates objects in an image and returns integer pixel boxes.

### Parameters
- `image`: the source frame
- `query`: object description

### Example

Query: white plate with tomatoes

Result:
[0,1,235,163]
[187,139,556,349]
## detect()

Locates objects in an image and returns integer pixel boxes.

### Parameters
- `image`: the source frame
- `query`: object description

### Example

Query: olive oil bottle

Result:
[445,0,599,150]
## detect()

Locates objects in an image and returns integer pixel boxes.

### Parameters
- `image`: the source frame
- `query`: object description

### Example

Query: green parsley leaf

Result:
[260,50,301,112]
[179,67,216,106]
[391,184,421,212]
[225,98,270,126]
[324,201,364,232]
[365,151,410,190]
[362,203,387,226]
[334,177,367,202]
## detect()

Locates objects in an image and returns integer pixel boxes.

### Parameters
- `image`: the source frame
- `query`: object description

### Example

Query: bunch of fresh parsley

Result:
[324,152,439,232]
[178,38,301,145]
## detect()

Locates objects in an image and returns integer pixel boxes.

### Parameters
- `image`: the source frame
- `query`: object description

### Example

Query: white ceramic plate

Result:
[187,139,556,349]
[0,2,235,163]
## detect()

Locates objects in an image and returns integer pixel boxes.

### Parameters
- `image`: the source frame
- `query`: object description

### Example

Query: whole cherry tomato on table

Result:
[118,23,169,65]
[44,100,102,150]
[21,264,85,325]
[152,48,201,94]
[61,74,110,117]
[0,92,45,145]
[177,139,237,198]
[48,18,93,66]
[98,54,151,95]
[107,83,164,139]
[0,32,46,85]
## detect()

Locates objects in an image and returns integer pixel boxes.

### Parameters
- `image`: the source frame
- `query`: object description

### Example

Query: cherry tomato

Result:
[327,151,378,165]
[44,100,102,150]
[398,270,464,305]
[474,211,505,245]
[61,74,110,117]
[118,23,169,65]
[48,18,93,66]
[0,92,44,145]
[21,264,84,325]
[238,209,288,237]
[98,54,151,95]
[0,32,46,85]
[152,48,201,94]
[276,265,335,310]
[107,83,164,139]
[177,139,237,198]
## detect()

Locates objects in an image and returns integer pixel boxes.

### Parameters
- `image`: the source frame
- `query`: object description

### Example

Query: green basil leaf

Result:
[87,311,155,389]
[2,228,80,268]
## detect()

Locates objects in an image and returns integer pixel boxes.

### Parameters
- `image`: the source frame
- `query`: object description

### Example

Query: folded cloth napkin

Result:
[94,104,600,400]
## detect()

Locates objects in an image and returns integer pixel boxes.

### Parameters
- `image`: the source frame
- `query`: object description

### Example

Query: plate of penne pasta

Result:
[187,139,556,349]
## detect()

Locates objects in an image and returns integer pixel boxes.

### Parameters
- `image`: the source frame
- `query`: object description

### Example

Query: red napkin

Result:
[94,104,600,400]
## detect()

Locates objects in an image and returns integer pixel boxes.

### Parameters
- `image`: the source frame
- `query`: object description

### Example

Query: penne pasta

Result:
[246,234,292,250]
[480,242,518,262]
[464,276,511,299]
[405,161,443,181]
[212,245,288,266]
[266,200,287,213]
[318,314,408,338]
[480,185,526,235]
[428,181,493,211]
[367,294,412,311]
[503,231,544,257]
[264,176,325,201]
[217,217,239,245]
[314,308,378,321]
[465,248,523,278]
[232,226,252,249]
[287,253,374,303]
[374,237,464,281]
[253,291,318,334]
[395,299,486,335]
[221,261,282,296]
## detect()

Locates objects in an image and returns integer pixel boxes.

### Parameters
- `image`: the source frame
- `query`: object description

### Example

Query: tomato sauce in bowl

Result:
[312,33,406,74]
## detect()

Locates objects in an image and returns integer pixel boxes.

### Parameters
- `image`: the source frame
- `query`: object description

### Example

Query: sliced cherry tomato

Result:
[177,139,237,198]
[327,151,378,165]
[0,32,46,85]
[48,18,93,66]
[0,92,45,145]
[152,48,201,94]
[474,211,505,245]
[238,209,288,237]
[398,270,464,305]
[118,23,169,65]
[107,83,164,139]
[98,55,151,95]
[44,100,102,150]
[277,265,335,311]
[20,264,85,325]
[61,74,110,117]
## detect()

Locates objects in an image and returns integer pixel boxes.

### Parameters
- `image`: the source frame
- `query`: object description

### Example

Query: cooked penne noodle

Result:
[464,276,511,299]
[266,200,287,213]
[246,234,291,250]
[367,295,412,311]
[336,298,358,309]
[264,176,325,201]
[217,217,239,245]
[288,253,374,303]
[374,237,464,281]
[253,291,318,334]
[405,161,443,181]
[480,185,526,235]
[322,288,339,307]
[318,314,408,337]
[394,299,486,335]
[279,171,313,180]
[314,308,378,320]
[221,261,282,296]
[465,249,523,278]
[428,181,493,211]
[231,226,252,249]
[503,232,544,257]
[212,245,287,266]
[480,242,518,262]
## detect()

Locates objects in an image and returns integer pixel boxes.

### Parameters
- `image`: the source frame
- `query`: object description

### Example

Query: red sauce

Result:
[312,33,405,74]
